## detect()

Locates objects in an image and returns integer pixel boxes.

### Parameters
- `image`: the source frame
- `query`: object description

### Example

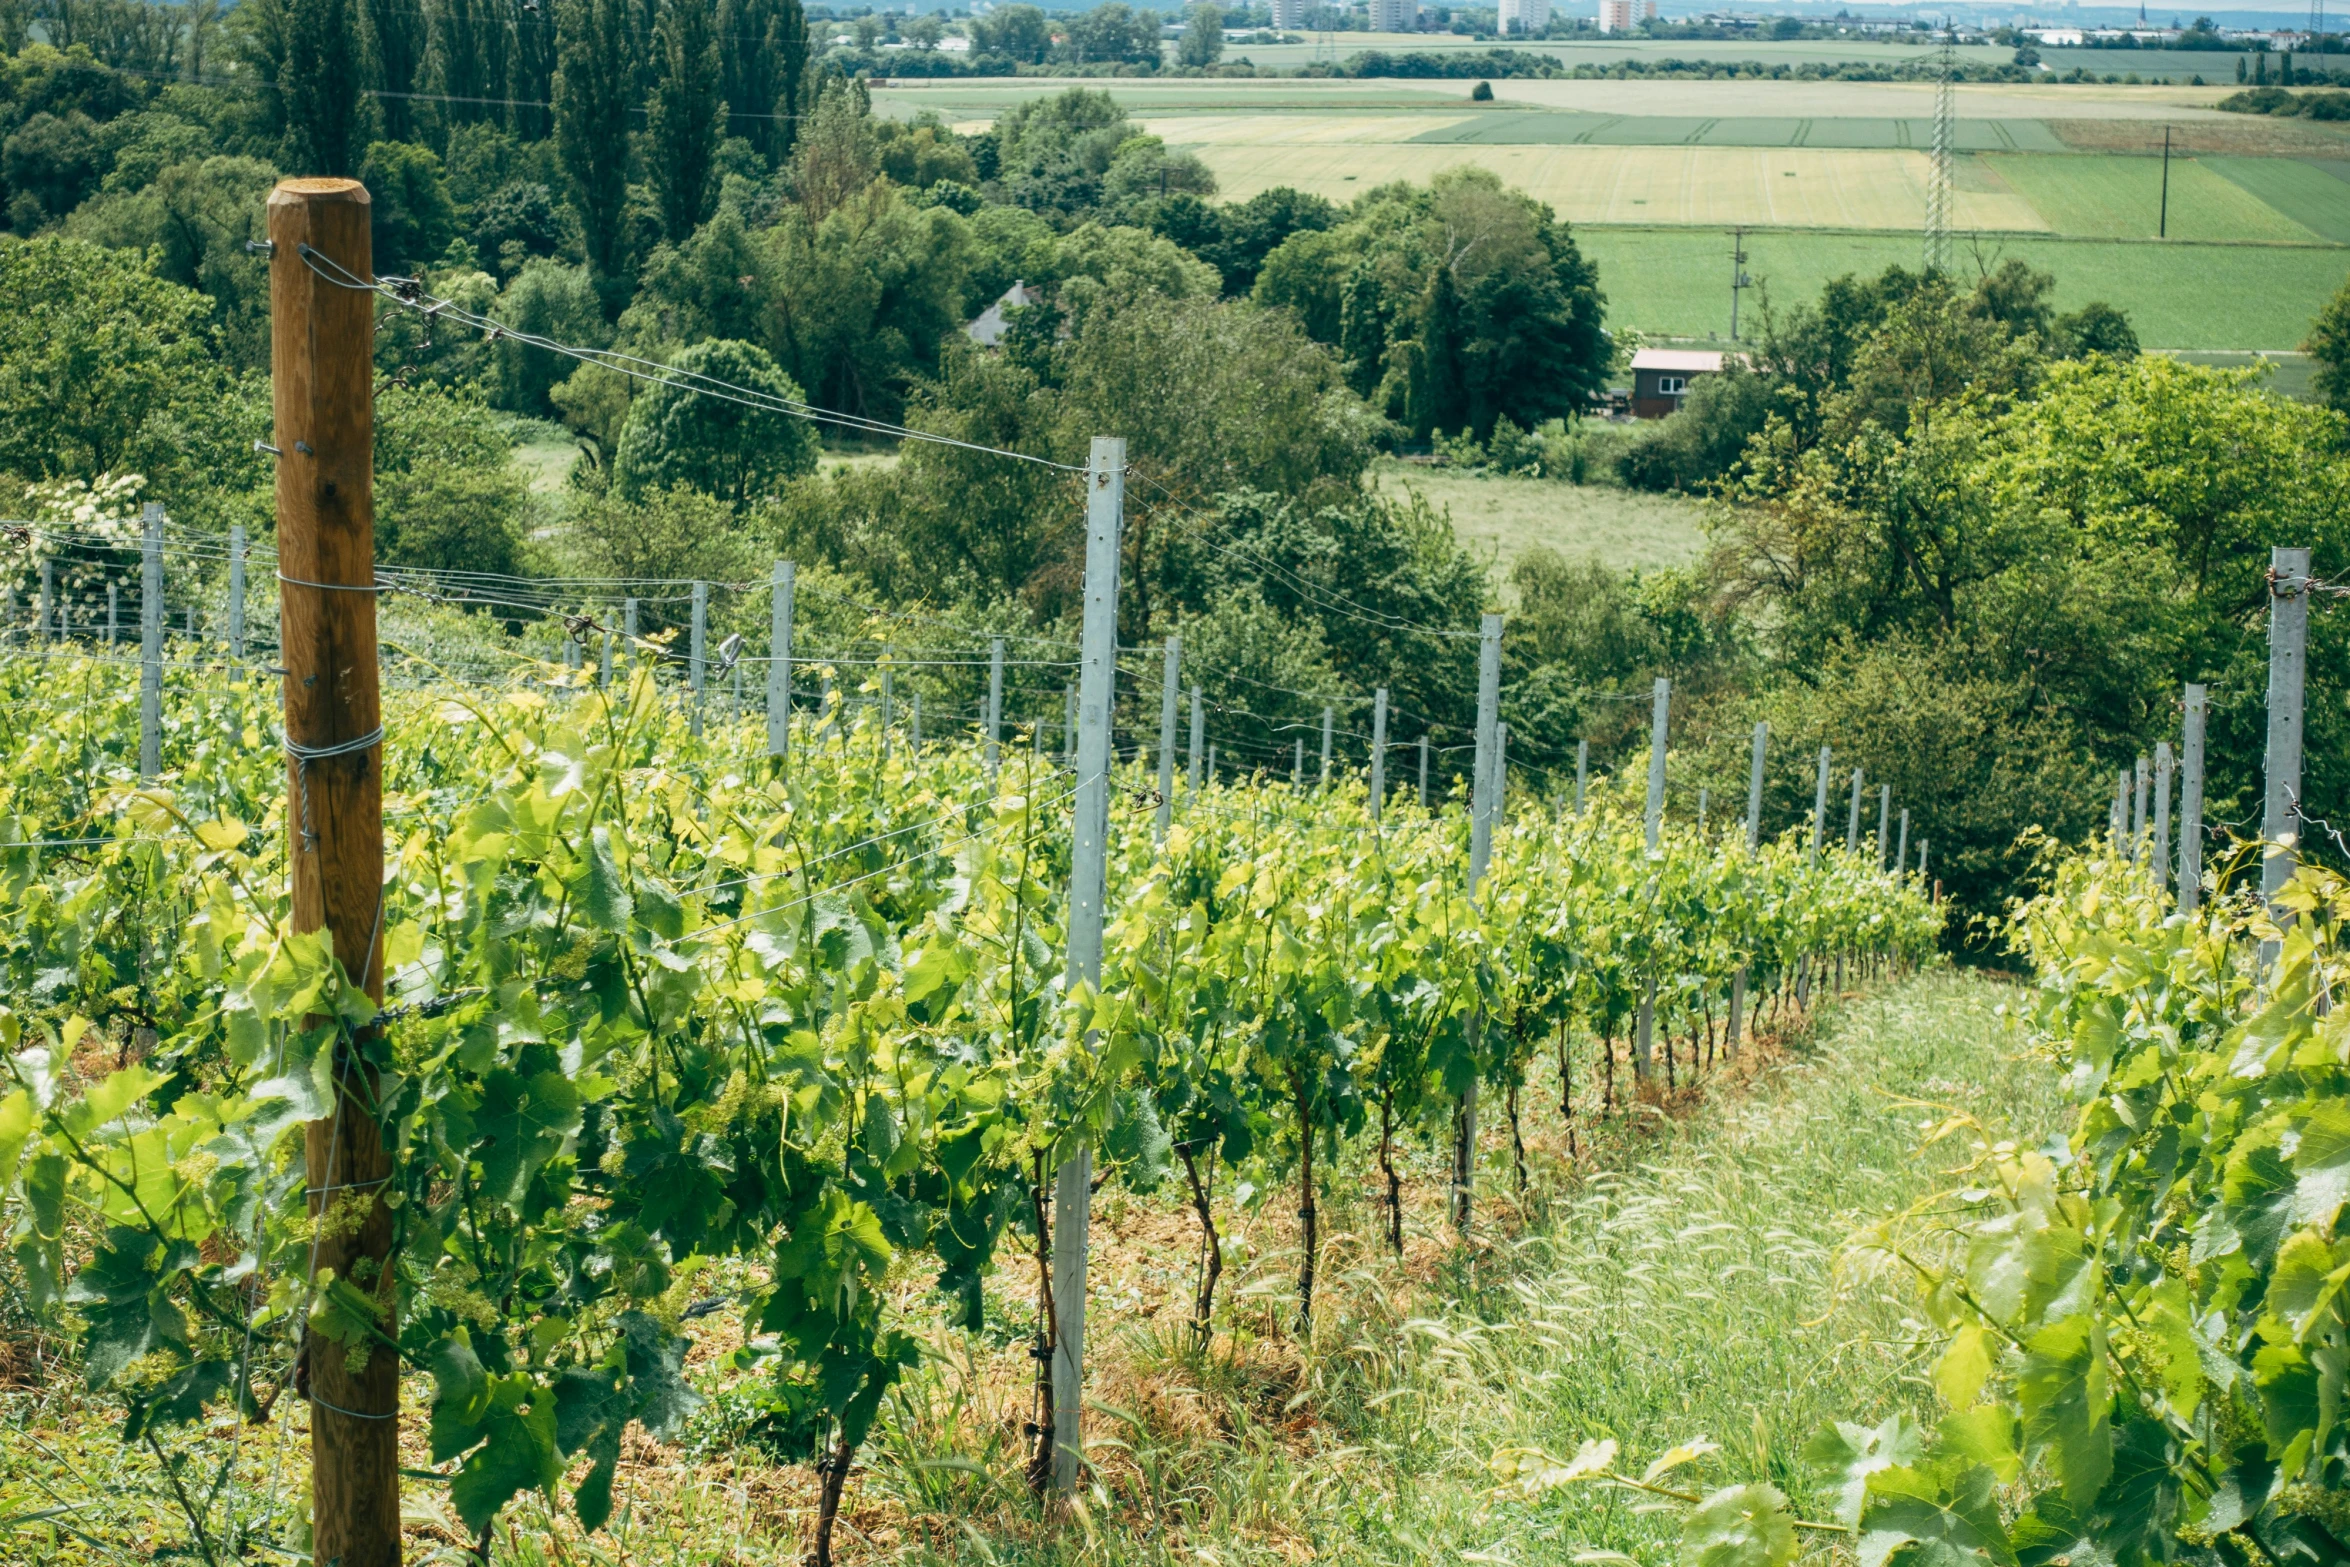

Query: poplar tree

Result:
[284,0,363,175]
[649,0,726,242]
[363,0,429,142]
[554,0,633,293]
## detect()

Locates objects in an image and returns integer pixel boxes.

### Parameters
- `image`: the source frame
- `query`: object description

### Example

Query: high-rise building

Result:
[1270,0,1305,27]
[1597,0,1633,31]
[1500,0,1551,32]
[1369,0,1419,30]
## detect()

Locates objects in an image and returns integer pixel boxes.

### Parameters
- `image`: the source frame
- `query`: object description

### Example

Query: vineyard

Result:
[1,164,2343,1567]
[0,612,1940,1562]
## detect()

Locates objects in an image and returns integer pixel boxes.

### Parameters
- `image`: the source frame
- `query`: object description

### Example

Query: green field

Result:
[1377,463,1711,577]
[877,74,2349,350]
[1984,151,2322,241]
[1581,226,2348,349]
[2208,156,2350,244]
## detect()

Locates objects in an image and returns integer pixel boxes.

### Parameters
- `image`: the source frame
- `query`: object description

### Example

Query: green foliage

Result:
[279,0,361,175]
[357,140,455,276]
[1830,849,2350,1563]
[1254,166,1612,441]
[1178,4,1224,68]
[2304,268,2350,412]
[372,378,533,579]
[611,337,820,505]
[64,152,276,370]
[0,235,226,487]
[648,0,725,243]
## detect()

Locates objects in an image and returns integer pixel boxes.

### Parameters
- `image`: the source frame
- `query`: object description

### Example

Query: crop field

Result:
[1579,226,2349,348]
[2207,156,2350,243]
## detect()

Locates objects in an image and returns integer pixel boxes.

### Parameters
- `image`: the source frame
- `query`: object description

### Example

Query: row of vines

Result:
[0,648,1939,1560]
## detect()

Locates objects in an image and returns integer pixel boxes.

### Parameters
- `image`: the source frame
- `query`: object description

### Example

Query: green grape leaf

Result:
[571,826,633,933]
[2016,1315,2112,1510]
[1857,1462,2014,1567]
[1678,1483,1797,1567]
[447,1374,563,1534]
[1803,1413,1926,1527]
[2292,1099,2350,1232]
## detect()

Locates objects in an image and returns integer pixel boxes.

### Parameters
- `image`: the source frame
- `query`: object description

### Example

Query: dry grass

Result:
[2051,115,2350,156]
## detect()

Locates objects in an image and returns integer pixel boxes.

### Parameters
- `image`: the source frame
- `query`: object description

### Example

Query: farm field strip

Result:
[1178,140,2050,229]
[2206,155,2350,244]
[1982,150,2324,242]
[1576,225,2350,349]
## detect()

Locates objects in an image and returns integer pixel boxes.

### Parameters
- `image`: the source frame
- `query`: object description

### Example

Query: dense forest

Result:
[1,13,2345,937]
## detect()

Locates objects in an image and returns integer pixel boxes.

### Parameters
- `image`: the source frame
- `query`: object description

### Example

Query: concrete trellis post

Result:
[1369,687,1388,824]
[2132,755,2150,863]
[768,561,795,764]
[1877,784,1890,872]
[1575,738,1589,815]
[1811,746,1831,868]
[1419,734,1431,809]
[2153,741,2174,891]
[139,503,163,778]
[982,638,1006,774]
[1634,676,1669,1079]
[2180,684,2207,917]
[1457,612,1504,1234]
[1896,809,1909,878]
[2261,547,2309,941]
[688,582,707,737]
[1729,719,1766,1055]
[38,557,53,643]
[1050,437,1125,1496]
[1188,685,1203,793]
[1319,705,1333,789]
[108,582,118,647]
[1847,768,1863,852]
[1155,636,1180,842]
[229,525,247,663]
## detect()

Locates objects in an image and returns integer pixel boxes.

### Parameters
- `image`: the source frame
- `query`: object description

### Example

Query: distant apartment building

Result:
[1270,0,1305,27]
[1369,0,1419,30]
[1596,0,1655,31]
[1500,0,1550,33]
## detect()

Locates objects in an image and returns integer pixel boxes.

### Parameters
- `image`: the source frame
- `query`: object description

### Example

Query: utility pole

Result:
[1729,719,1766,1055]
[1369,687,1388,824]
[1052,437,1123,1497]
[1457,613,1503,1235]
[2153,741,2174,891]
[2180,684,2207,917]
[1188,685,1203,794]
[139,503,162,778]
[1155,636,1180,842]
[1729,226,1752,340]
[986,637,1005,777]
[768,561,794,765]
[1634,676,1669,1079]
[269,175,396,1567]
[2159,125,2171,239]
[2263,547,2310,951]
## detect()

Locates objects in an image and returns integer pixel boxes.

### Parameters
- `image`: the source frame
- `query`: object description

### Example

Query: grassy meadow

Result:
[1378,463,1712,578]
[886,73,2350,352]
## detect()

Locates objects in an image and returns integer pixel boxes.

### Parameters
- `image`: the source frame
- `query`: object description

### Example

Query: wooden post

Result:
[269,176,397,1567]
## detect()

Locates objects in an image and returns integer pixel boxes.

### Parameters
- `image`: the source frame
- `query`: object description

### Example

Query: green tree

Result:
[0,236,223,485]
[282,0,364,175]
[786,75,877,223]
[972,2,1052,63]
[1178,3,1223,66]
[492,259,610,416]
[65,153,277,370]
[373,378,531,579]
[648,0,725,243]
[717,0,808,166]
[564,478,768,585]
[612,338,820,504]
[2306,269,2350,411]
[2,110,102,228]
[553,0,633,299]
[358,139,457,275]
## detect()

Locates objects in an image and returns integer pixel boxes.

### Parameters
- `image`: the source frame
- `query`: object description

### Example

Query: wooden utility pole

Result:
[270,177,397,1567]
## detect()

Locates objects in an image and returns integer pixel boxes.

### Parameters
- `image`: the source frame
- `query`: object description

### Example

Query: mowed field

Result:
[881,75,2350,349]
